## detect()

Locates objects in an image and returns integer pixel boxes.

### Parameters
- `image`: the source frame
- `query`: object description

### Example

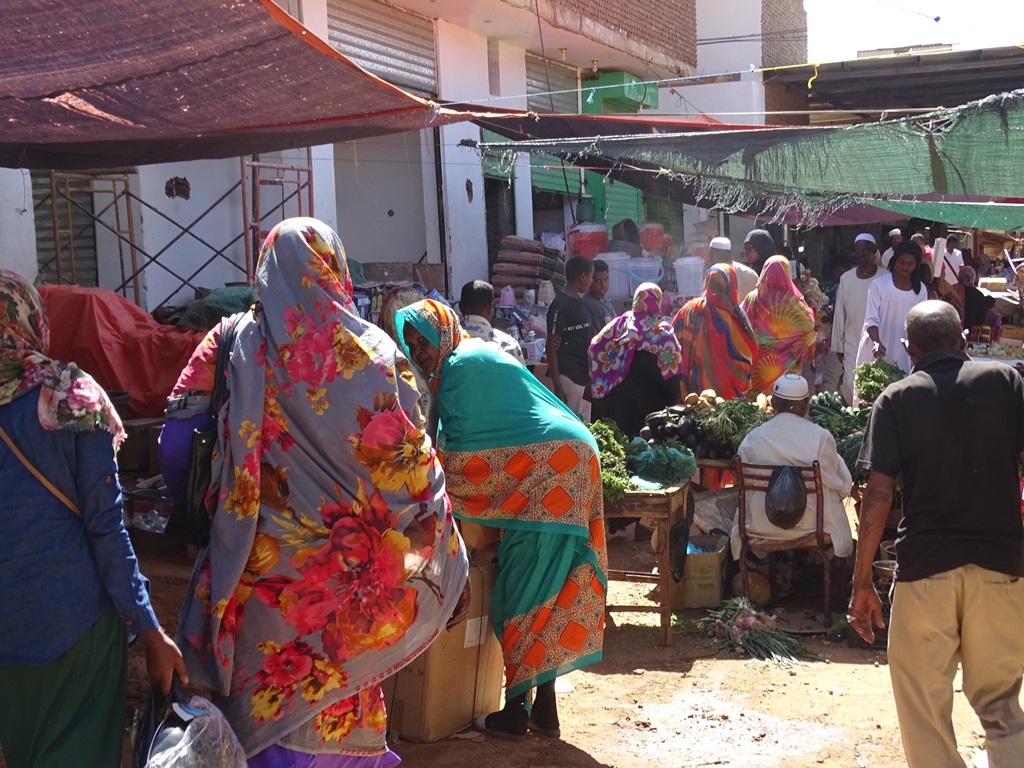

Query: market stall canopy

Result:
[769,45,1024,116]
[477,90,1024,228]
[0,0,472,170]
[477,112,915,225]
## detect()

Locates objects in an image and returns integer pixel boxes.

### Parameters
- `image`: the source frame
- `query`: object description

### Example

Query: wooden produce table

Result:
[603,484,689,646]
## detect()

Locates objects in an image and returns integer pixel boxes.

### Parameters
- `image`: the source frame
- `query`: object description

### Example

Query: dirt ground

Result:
[124,529,1002,768]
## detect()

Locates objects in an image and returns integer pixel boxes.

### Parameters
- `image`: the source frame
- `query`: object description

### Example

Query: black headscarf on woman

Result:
[744,229,776,274]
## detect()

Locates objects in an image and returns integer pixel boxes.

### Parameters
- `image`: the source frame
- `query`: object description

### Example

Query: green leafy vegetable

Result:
[809,392,869,439]
[588,419,633,503]
[853,360,907,404]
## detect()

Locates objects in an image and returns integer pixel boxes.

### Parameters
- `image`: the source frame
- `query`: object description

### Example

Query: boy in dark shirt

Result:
[547,256,594,420]
[582,258,616,335]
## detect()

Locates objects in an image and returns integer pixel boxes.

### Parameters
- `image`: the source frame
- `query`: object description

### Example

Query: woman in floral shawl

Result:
[741,255,816,396]
[672,264,757,400]
[394,300,606,742]
[588,282,685,438]
[170,219,468,767]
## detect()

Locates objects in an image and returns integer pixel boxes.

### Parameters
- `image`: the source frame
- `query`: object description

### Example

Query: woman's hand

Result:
[446,576,472,632]
[141,627,189,695]
[872,341,887,360]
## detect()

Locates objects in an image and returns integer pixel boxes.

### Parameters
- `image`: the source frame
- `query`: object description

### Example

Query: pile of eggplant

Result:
[639,390,736,461]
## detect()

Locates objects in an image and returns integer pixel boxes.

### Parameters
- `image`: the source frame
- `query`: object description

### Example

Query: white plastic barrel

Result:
[597,251,631,303]
[674,256,706,299]
[626,256,665,295]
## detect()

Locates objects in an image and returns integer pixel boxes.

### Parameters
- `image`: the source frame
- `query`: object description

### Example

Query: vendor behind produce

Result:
[730,374,854,561]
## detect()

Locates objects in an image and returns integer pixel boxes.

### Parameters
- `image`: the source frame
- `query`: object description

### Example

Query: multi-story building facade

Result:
[0,0,808,307]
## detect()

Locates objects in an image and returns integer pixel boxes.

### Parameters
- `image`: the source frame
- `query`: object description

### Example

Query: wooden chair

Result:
[734,457,839,627]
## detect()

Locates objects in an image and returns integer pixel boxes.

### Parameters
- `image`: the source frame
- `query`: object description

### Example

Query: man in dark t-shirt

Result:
[547,256,593,420]
[849,300,1024,766]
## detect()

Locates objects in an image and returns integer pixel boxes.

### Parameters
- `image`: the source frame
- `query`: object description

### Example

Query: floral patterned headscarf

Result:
[393,299,470,392]
[0,269,124,444]
[588,282,685,399]
[175,218,467,757]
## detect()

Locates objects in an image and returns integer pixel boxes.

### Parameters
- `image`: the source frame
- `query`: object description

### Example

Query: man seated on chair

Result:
[729,373,854,561]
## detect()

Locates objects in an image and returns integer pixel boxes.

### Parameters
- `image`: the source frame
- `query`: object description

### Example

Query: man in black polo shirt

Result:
[849,300,1024,767]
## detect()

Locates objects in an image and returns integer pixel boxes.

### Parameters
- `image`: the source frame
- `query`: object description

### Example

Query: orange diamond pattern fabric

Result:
[394,302,607,698]
[444,440,607,695]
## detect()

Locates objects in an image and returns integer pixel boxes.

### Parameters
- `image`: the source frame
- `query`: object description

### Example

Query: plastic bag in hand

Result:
[134,674,246,768]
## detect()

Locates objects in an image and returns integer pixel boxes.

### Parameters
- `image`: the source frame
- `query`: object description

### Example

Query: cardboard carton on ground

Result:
[382,559,504,742]
[670,535,729,610]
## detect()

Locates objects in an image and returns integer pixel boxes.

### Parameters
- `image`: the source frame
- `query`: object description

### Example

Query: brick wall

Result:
[763,81,809,126]
[549,0,697,70]
[760,0,806,68]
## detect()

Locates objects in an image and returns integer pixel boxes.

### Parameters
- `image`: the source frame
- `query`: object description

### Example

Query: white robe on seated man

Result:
[729,412,854,560]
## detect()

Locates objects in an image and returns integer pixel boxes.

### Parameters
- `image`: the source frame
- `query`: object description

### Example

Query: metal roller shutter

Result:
[326,0,437,96]
[32,172,98,287]
[525,55,578,114]
[602,178,643,230]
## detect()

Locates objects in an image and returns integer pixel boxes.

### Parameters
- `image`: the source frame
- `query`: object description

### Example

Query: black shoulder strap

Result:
[208,313,243,417]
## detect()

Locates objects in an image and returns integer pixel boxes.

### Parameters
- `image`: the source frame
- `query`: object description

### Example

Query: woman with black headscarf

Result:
[743,229,776,279]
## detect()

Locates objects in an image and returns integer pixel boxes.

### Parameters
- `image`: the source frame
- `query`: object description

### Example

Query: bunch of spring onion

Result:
[698,597,808,663]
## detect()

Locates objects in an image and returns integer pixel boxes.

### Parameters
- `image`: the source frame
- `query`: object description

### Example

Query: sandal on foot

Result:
[527,717,561,739]
[473,714,526,742]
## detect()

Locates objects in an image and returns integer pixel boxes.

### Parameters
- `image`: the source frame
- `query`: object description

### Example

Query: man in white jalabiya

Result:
[730,374,854,562]
[880,228,902,268]
[708,236,758,302]
[831,233,885,404]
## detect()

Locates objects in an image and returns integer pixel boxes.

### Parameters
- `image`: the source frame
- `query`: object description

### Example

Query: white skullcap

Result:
[854,233,876,245]
[709,236,732,250]
[772,374,809,401]
[888,228,902,238]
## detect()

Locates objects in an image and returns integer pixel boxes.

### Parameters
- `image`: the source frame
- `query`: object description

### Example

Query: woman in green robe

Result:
[395,299,607,741]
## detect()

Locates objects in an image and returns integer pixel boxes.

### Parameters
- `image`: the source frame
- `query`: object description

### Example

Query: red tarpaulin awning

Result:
[1,0,471,169]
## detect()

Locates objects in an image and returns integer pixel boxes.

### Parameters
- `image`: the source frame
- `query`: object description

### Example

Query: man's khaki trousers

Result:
[888,564,1024,767]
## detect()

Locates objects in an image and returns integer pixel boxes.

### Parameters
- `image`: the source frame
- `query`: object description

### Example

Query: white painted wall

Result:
[133,159,247,310]
[292,0,337,234]
[658,79,766,125]
[0,169,37,282]
[435,19,490,298]
[696,0,763,75]
[652,0,766,126]
[494,39,535,241]
[333,132,429,265]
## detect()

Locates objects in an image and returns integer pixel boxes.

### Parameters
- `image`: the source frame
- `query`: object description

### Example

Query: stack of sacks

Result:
[491,236,566,300]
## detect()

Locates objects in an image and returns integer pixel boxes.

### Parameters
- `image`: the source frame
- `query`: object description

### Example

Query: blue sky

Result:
[805,0,1024,62]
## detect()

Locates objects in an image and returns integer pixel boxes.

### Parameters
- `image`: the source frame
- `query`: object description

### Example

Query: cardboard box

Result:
[671,535,729,609]
[520,338,546,364]
[1001,325,1024,342]
[382,560,504,742]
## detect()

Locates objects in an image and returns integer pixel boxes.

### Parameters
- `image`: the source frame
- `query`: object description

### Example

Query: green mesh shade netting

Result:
[478,90,1024,227]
